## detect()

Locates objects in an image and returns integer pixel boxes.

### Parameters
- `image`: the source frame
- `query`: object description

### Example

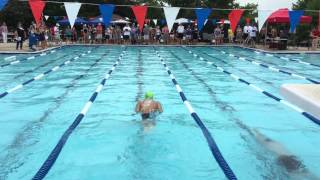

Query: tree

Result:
[293,0,319,28]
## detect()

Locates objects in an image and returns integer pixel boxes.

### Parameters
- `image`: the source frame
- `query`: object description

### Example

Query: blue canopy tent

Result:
[58,17,88,26]
[88,16,104,25]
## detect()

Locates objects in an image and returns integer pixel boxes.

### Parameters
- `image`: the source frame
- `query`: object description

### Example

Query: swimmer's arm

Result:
[135,101,141,113]
[157,102,163,113]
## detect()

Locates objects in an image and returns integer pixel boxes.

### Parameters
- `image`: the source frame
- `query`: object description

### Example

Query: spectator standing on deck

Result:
[15,22,25,50]
[71,27,77,43]
[248,24,257,47]
[0,22,8,43]
[105,27,112,44]
[96,23,103,44]
[243,23,250,44]
[143,24,150,45]
[131,24,138,45]
[123,24,131,44]
[177,23,185,44]
[82,24,89,43]
[236,25,243,44]
[310,27,320,50]
[162,25,169,44]
[228,27,234,43]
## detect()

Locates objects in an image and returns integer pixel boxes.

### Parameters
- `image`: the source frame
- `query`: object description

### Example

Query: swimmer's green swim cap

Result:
[145,91,154,99]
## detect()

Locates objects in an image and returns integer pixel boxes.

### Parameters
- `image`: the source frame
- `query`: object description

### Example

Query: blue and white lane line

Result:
[185,49,320,126]
[211,49,320,84]
[32,49,127,180]
[0,50,92,99]
[155,50,237,180]
[0,50,57,68]
[4,56,16,61]
[253,50,320,69]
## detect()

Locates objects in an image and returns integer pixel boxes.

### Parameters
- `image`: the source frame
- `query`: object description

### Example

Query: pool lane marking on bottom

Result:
[183,48,320,126]
[0,50,56,68]
[0,48,97,99]
[214,49,320,84]
[253,50,320,69]
[32,48,127,180]
[154,49,237,180]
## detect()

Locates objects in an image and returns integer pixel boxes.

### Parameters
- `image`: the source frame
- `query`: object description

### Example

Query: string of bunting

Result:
[1,0,319,33]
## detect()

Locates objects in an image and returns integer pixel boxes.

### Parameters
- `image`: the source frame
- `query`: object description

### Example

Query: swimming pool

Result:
[0,45,319,180]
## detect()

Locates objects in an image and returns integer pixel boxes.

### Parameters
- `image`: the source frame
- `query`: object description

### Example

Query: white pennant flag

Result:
[153,19,157,25]
[258,0,292,31]
[44,15,49,20]
[64,2,82,28]
[163,7,180,32]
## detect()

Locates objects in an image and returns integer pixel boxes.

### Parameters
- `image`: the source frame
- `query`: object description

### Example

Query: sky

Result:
[236,0,298,8]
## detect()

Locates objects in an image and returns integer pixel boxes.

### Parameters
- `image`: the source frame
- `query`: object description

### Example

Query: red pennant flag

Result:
[228,9,244,33]
[28,0,46,25]
[220,18,225,25]
[132,6,148,31]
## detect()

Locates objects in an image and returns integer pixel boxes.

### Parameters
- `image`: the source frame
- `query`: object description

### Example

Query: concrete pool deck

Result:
[281,84,320,119]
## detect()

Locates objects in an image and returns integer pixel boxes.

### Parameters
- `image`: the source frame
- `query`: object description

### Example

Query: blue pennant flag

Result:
[289,10,304,33]
[0,0,9,11]
[99,4,115,27]
[195,8,212,31]
[160,19,166,25]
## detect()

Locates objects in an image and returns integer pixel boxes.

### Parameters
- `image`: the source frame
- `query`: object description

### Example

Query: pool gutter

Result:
[281,84,320,120]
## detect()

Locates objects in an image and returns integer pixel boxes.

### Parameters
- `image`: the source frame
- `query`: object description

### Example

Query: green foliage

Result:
[293,0,320,28]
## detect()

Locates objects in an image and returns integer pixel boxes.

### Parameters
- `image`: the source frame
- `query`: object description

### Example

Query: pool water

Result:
[0,45,319,180]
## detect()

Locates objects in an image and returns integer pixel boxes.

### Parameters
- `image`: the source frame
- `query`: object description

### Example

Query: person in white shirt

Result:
[243,23,250,44]
[177,24,185,44]
[123,24,131,44]
[248,24,257,47]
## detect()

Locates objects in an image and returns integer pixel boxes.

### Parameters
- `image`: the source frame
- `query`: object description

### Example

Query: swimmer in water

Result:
[135,91,163,120]
[253,129,320,180]
[135,91,163,132]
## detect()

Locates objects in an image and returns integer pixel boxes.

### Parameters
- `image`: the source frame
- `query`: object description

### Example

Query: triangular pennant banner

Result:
[0,0,9,11]
[195,8,212,31]
[99,4,115,27]
[64,2,81,28]
[289,10,304,33]
[44,15,49,20]
[153,19,157,25]
[28,0,46,25]
[229,9,244,33]
[131,6,148,31]
[163,7,180,32]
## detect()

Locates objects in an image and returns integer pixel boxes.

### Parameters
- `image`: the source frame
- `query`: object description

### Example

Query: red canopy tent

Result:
[267,8,312,24]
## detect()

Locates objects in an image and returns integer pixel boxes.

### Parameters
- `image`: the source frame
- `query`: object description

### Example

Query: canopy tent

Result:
[88,16,104,25]
[110,19,131,24]
[267,8,312,24]
[58,17,88,26]
[175,18,194,24]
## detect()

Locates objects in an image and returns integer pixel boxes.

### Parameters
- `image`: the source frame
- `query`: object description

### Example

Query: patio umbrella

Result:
[267,8,312,24]
[175,18,194,24]
[58,17,88,26]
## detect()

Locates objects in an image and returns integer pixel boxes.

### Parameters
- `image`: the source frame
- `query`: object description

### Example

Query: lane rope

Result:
[0,51,111,178]
[0,50,57,68]
[8,54,70,82]
[154,48,237,180]
[0,48,96,100]
[252,49,320,69]
[32,48,127,180]
[210,48,320,84]
[184,48,320,126]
